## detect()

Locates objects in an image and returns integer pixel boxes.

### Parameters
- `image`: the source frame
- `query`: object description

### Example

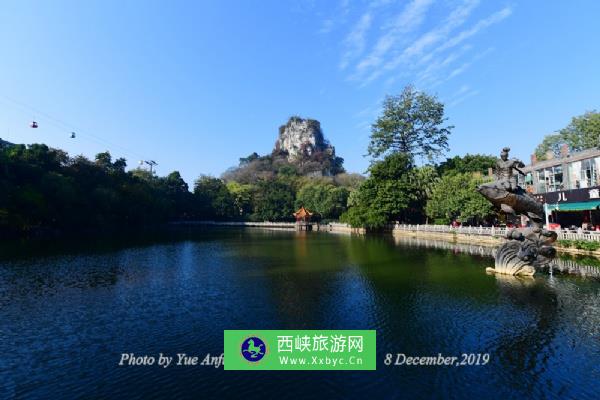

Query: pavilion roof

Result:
[293,206,313,218]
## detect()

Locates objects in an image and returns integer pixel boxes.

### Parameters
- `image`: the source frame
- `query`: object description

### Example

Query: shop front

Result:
[535,186,600,229]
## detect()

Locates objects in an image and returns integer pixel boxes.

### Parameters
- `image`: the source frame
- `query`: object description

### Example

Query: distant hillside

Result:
[0,138,15,148]
[222,117,344,183]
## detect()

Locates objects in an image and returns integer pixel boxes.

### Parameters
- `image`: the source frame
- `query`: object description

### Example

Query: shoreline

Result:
[391,229,600,258]
[3,222,600,278]
[173,221,600,260]
[170,220,367,234]
[175,221,600,260]
[7,219,600,260]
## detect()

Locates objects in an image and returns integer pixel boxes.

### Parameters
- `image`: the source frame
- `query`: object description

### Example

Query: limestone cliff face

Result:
[223,116,344,182]
[274,117,335,162]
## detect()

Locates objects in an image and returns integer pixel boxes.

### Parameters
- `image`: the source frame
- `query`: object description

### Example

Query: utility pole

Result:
[139,160,158,175]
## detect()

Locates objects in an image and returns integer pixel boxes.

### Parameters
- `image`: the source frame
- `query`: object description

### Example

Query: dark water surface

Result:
[1,228,599,399]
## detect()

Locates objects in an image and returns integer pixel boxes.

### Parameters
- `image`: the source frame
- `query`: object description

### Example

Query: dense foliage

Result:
[193,175,235,220]
[295,183,349,221]
[367,85,453,163]
[222,150,344,184]
[436,154,496,176]
[557,239,600,251]
[535,111,600,160]
[251,179,296,221]
[0,143,196,236]
[343,85,457,229]
[425,173,495,225]
[340,154,437,228]
[0,141,362,236]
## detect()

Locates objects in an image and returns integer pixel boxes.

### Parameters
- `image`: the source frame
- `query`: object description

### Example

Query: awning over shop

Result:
[546,200,600,212]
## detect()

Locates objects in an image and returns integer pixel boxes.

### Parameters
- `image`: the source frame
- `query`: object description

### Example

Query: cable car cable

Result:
[0,95,164,170]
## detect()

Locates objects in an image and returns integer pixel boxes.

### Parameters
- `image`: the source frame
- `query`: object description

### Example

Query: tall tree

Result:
[295,183,349,220]
[436,154,497,176]
[406,165,439,222]
[425,173,495,225]
[193,175,234,220]
[226,181,253,217]
[535,111,600,160]
[368,85,453,162]
[340,153,427,228]
[252,179,295,222]
[95,151,127,174]
[164,171,189,193]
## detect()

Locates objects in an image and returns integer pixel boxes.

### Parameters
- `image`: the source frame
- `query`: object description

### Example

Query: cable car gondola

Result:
[70,132,76,138]
[30,121,38,128]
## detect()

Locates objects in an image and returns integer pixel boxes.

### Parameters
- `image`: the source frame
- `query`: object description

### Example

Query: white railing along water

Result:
[393,224,600,242]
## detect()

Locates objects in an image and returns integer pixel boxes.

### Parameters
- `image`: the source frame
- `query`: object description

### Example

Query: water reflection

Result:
[491,275,561,396]
[1,229,599,399]
[393,235,600,279]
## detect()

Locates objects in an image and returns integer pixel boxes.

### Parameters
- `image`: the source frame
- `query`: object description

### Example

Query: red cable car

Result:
[30,121,38,128]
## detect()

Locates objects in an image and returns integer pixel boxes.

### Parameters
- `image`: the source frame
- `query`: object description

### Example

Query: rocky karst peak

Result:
[274,116,334,162]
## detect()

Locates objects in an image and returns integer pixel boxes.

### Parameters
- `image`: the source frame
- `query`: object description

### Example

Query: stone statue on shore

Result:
[477,147,556,276]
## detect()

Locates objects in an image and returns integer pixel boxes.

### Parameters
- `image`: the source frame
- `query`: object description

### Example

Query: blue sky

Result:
[1,0,599,185]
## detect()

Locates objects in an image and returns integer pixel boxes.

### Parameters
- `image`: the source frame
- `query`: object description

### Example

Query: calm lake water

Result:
[1,228,599,399]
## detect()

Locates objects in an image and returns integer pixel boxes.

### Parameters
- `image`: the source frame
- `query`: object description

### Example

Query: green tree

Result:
[407,165,439,222]
[0,142,198,236]
[340,153,426,228]
[252,179,295,221]
[227,181,254,217]
[295,183,349,220]
[333,173,365,190]
[437,154,496,176]
[130,167,154,181]
[161,171,193,219]
[239,152,260,166]
[164,171,189,193]
[425,173,494,225]
[277,164,299,178]
[193,175,235,220]
[535,111,600,160]
[95,151,127,174]
[95,151,113,170]
[112,157,127,174]
[368,85,453,162]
